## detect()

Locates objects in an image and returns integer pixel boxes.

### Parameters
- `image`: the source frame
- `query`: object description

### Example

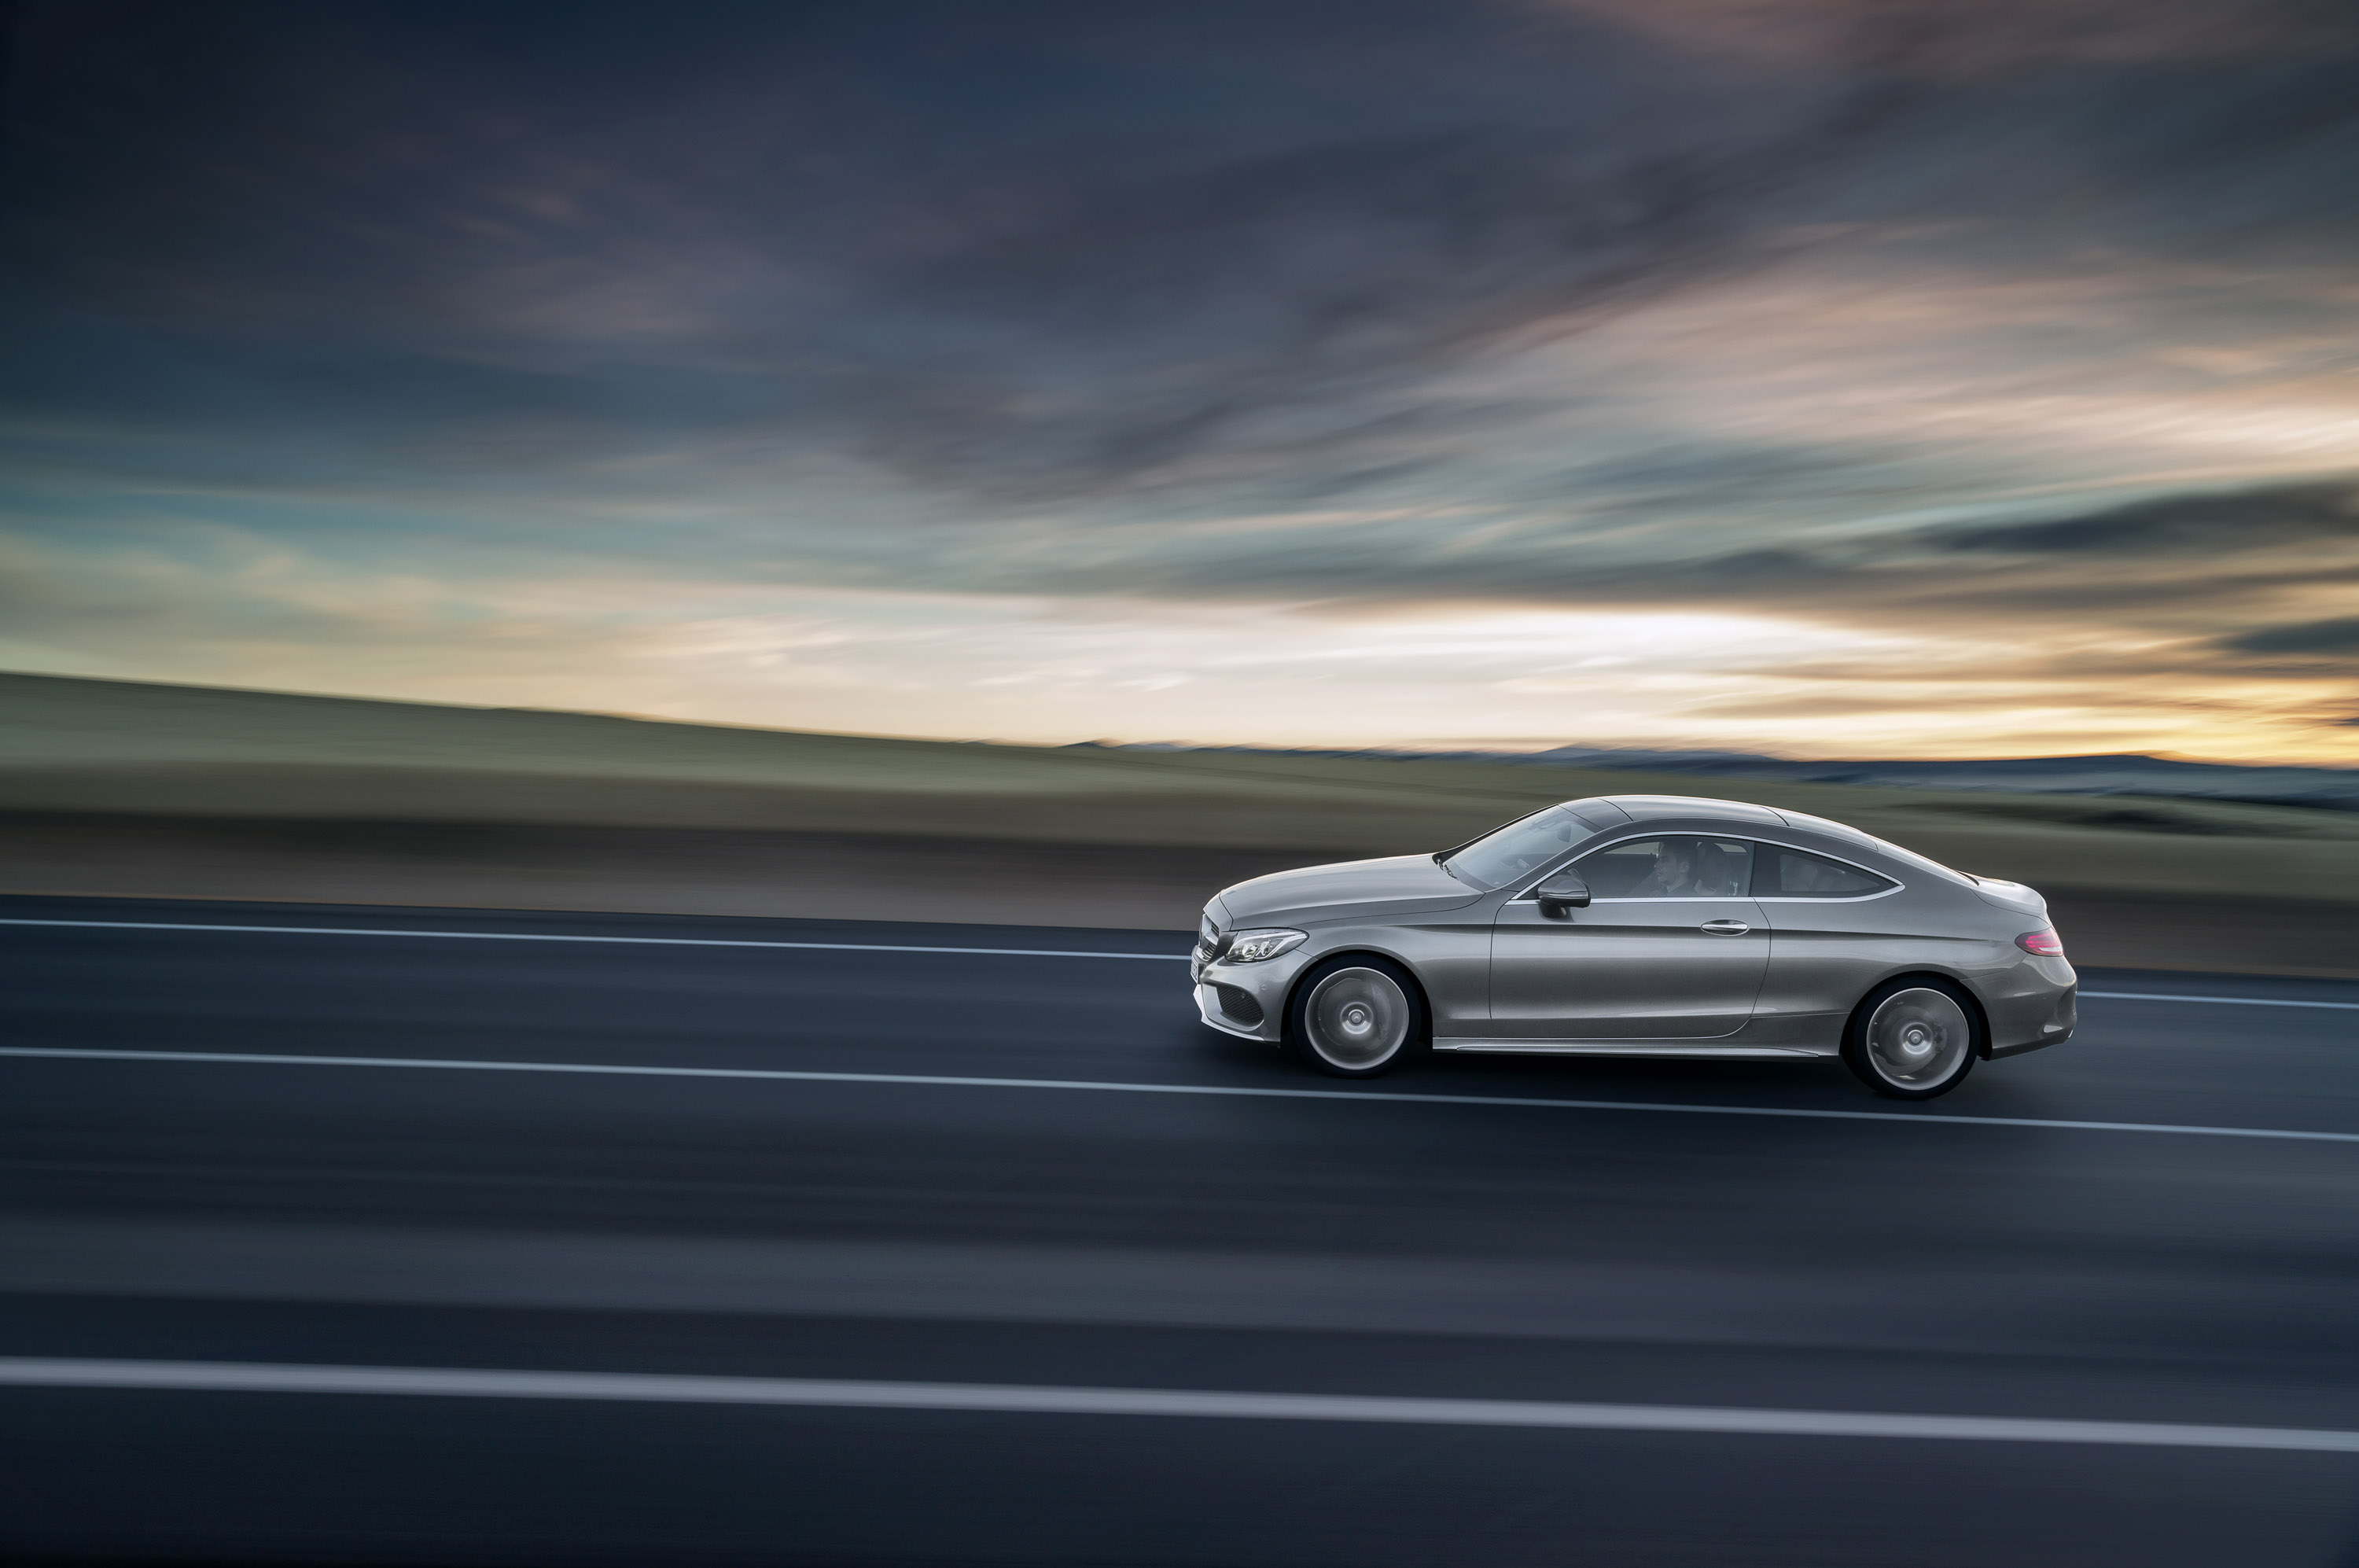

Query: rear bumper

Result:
[1982,971,2077,1058]
[1988,1026,2070,1060]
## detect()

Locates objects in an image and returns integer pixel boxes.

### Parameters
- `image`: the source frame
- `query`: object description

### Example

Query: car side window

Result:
[1694,838,1752,896]
[1758,845,1895,898]
[1573,837,1754,898]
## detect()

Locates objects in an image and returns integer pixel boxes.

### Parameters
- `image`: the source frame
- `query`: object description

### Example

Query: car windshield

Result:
[1441,805,1592,890]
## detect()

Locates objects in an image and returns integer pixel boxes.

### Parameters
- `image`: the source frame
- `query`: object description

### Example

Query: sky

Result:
[3,0,2357,761]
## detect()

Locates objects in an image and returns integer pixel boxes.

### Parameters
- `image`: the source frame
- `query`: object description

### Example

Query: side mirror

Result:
[1535,870,1591,917]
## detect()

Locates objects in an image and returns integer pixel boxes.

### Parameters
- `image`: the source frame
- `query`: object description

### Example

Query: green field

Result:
[6,669,2357,906]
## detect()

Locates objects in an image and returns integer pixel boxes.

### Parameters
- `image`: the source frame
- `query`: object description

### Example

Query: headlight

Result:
[1224,929,1307,963]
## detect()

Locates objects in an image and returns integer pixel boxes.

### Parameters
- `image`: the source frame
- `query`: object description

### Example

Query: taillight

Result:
[2017,929,2064,956]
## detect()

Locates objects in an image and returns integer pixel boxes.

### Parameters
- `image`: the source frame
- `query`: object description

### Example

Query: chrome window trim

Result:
[1746,837,1904,902]
[1572,894,1798,904]
[1751,884,1904,905]
[1511,833,1903,904]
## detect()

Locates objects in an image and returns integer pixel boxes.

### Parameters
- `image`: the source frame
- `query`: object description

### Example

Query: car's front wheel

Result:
[1842,978,1982,1099]
[1286,956,1425,1077]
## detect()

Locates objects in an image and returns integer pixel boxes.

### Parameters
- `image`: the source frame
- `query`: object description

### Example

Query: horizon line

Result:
[5,665,2353,776]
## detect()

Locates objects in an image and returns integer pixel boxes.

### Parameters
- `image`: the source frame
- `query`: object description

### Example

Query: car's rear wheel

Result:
[1286,957,1424,1077]
[1843,978,1982,1099]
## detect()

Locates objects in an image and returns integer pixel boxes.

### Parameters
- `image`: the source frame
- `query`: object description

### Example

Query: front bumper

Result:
[1190,952,1299,1043]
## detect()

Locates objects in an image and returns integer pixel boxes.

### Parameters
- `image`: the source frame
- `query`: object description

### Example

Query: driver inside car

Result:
[1628,841,1696,898]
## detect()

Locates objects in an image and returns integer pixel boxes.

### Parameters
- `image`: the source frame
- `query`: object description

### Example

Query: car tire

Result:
[1286,955,1426,1078]
[1842,977,1982,1099]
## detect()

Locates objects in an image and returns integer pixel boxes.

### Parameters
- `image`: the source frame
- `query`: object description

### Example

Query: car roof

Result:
[1574,794,1888,852]
[1589,793,1786,826]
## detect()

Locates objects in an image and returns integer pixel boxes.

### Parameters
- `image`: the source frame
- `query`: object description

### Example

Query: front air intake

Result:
[1214,985,1264,1026]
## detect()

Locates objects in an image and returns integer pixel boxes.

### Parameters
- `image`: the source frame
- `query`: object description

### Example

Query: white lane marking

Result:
[9,919,2357,1010]
[0,918,1186,963]
[3,1358,2355,1453]
[2081,990,2359,1012]
[6,1046,2357,1145]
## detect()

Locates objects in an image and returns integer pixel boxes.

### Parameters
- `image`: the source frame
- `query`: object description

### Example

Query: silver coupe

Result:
[1191,794,2075,1099]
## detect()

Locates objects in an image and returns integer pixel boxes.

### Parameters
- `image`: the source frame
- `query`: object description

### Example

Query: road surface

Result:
[3,894,2357,1566]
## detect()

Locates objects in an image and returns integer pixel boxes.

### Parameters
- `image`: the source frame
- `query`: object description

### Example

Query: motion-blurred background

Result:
[6,667,2358,973]
[4,0,2358,965]
[6,4,2359,1565]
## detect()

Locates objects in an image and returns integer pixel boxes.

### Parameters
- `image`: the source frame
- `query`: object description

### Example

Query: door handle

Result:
[1699,918,1750,935]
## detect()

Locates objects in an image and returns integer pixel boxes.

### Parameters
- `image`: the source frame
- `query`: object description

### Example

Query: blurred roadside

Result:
[8,672,2356,977]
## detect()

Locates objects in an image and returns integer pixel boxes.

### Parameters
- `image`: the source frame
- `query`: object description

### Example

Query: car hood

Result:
[1215,853,1484,926]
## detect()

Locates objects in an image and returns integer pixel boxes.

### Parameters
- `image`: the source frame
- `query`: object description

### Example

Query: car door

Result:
[1488,835,1768,1040]
[1749,840,1980,1034]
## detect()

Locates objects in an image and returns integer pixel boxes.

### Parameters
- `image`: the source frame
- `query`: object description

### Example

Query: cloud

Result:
[1535,0,2355,75]
[27,0,2357,501]
[3,0,2359,757]
[1938,482,2359,555]
[2222,615,2359,654]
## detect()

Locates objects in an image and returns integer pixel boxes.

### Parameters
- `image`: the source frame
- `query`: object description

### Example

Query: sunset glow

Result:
[4,2,2356,763]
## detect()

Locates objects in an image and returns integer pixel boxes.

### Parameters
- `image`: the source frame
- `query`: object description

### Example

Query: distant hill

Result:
[1076,743,2359,811]
[9,669,2359,951]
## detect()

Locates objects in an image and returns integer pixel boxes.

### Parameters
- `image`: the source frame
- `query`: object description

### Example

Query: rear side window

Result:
[1758,846,1895,898]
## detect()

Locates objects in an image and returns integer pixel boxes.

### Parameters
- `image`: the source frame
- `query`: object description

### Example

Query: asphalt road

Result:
[4,893,2358,1567]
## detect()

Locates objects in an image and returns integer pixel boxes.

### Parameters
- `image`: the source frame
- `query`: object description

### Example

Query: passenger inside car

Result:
[1692,841,1746,896]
